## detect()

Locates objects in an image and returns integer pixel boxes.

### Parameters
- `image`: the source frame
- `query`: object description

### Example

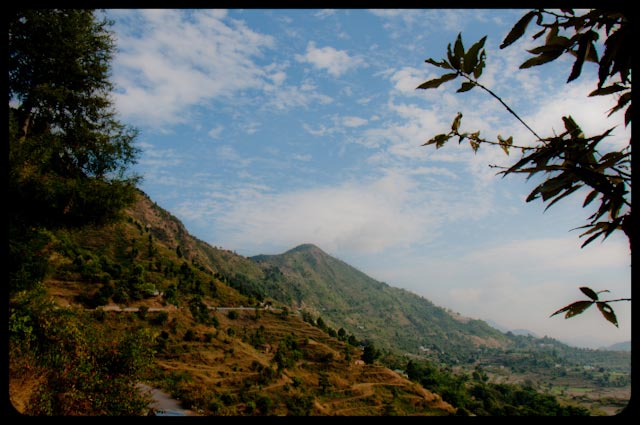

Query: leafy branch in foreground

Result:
[417,9,631,325]
[550,286,630,327]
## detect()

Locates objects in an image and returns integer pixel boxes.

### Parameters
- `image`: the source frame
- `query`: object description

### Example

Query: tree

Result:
[9,10,140,285]
[362,342,380,364]
[417,9,631,326]
[8,9,151,415]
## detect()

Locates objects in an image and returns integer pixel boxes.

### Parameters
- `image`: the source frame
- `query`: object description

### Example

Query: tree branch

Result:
[462,75,544,141]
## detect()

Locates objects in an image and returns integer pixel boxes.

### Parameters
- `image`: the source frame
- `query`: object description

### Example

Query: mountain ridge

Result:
[251,242,513,360]
[13,189,458,416]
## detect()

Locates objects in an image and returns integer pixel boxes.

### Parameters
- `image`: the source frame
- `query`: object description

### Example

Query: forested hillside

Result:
[10,189,627,415]
[251,244,511,361]
[9,189,457,416]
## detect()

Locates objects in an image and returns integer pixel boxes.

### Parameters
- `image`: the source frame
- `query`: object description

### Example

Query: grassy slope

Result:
[251,243,511,358]
[21,190,454,416]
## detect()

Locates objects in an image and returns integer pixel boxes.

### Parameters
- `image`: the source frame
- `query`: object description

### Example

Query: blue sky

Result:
[104,9,631,349]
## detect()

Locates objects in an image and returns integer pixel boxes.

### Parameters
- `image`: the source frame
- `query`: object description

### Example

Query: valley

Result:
[9,190,631,416]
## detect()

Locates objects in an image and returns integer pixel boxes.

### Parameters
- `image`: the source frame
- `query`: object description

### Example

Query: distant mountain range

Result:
[484,319,539,338]
[250,243,513,361]
[598,341,631,352]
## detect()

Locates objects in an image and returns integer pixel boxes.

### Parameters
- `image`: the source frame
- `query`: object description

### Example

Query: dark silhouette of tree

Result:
[8,9,152,415]
[9,9,140,231]
[417,8,631,326]
[362,342,380,364]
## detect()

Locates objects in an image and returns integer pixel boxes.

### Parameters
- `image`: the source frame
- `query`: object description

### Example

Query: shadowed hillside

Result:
[251,243,511,361]
[10,190,628,416]
[9,190,455,416]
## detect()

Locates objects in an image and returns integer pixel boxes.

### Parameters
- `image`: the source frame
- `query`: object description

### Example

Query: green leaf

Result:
[527,43,566,55]
[545,24,559,44]
[422,133,451,148]
[528,174,574,203]
[425,58,453,70]
[501,11,537,49]
[451,112,462,132]
[532,27,546,40]
[447,43,460,70]
[473,51,486,79]
[565,301,594,318]
[453,33,464,64]
[588,84,626,97]
[416,72,458,90]
[562,116,582,137]
[580,287,599,301]
[545,35,571,49]
[498,135,512,155]
[596,302,618,327]
[544,184,582,211]
[624,105,631,127]
[550,300,593,319]
[457,82,475,93]
[463,36,486,74]
[585,41,599,63]
[582,189,599,207]
[580,227,607,248]
[567,33,597,83]
[607,91,630,117]
[520,50,564,69]
[598,151,625,169]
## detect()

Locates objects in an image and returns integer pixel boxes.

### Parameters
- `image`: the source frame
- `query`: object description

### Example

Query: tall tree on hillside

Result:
[8,9,140,291]
[8,9,140,227]
[417,9,631,325]
[8,10,152,416]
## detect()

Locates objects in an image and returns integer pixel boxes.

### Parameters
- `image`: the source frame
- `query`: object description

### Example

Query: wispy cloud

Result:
[208,125,224,139]
[314,9,337,19]
[368,233,630,347]
[110,9,275,128]
[186,170,443,256]
[342,116,369,128]
[264,82,333,111]
[295,42,365,77]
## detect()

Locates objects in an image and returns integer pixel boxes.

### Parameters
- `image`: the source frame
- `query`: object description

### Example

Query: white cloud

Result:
[110,9,275,128]
[303,123,333,137]
[315,9,337,19]
[241,122,260,135]
[265,84,333,111]
[368,233,630,348]
[525,77,630,151]
[136,141,183,169]
[292,153,312,161]
[389,67,431,95]
[215,145,242,163]
[342,116,368,127]
[192,171,447,256]
[466,236,631,273]
[208,125,224,139]
[295,42,365,77]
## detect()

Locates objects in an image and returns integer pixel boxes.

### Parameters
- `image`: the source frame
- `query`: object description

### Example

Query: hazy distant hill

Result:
[251,243,511,361]
[485,320,539,338]
[599,341,631,352]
